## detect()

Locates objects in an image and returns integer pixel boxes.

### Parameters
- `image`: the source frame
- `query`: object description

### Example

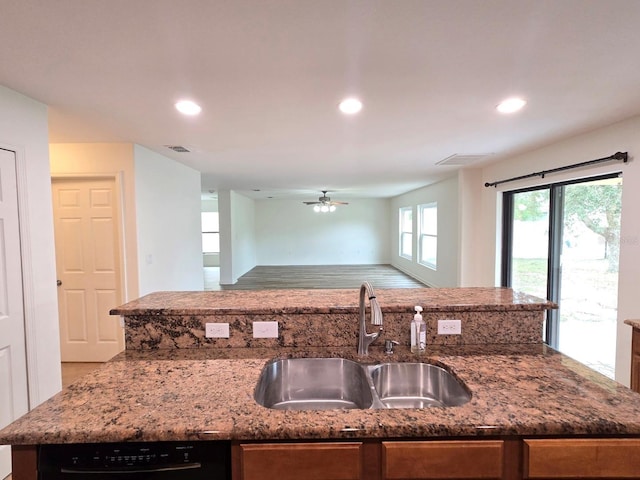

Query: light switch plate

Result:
[253,321,279,338]
[205,322,230,338]
[438,319,462,335]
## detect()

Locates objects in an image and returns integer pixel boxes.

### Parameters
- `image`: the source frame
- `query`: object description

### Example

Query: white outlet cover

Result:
[253,321,279,338]
[437,319,462,335]
[205,322,230,338]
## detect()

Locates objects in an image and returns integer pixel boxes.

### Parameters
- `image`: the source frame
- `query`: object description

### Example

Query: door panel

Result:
[509,189,550,301]
[503,174,622,379]
[65,290,88,341]
[61,218,84,269]
[52,177,124,362]
[0,148,29,479]
[556,178,621,378]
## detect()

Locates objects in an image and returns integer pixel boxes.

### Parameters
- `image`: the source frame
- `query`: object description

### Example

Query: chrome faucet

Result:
[358,281,383,355]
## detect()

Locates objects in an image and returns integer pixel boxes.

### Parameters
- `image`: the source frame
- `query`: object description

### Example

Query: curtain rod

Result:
[484,151,629,188]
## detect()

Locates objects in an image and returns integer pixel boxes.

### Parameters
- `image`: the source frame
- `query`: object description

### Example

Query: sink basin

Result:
[254,358,374,410]
[370,362,471,408]
[254,358,471,411]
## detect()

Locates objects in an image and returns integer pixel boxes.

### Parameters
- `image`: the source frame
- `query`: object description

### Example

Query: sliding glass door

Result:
[503,174,622,378]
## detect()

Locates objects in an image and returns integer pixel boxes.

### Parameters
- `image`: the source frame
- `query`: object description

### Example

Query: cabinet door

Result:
[632,354,640,393]
[382,440,504,480]
[632,329,640,393]
[238,442,363,480]
[524,438,640,478]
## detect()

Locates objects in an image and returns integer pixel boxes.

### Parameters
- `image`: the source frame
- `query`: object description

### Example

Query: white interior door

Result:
[0,148,29,478]
[52,177,124,362]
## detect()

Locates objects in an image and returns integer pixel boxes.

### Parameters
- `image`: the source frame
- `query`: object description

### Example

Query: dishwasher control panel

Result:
[38,440,230,479]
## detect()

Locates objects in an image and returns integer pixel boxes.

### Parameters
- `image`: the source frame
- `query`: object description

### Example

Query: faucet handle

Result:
[384,339,400,354]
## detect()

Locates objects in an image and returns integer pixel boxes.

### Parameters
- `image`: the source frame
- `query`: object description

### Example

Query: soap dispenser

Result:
[411,305,426,353]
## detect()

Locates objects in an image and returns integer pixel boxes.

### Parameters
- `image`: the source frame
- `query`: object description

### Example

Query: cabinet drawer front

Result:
[524,439,640,478]
[382,440,504,479]
[239,442,362,480]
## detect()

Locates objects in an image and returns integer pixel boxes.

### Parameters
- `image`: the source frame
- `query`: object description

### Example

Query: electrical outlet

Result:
[205,322,229,338]
[253,321,278,338]
[438,319,461,335]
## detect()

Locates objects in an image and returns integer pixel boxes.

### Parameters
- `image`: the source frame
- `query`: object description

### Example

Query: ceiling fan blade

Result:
[304,191,348,206]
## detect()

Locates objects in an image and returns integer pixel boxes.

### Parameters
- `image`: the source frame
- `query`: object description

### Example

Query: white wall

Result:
[470,114,640,386]
[255,198,391,265]
[50,143,140,302]
[0,85,61,405]
[390,176,460,287]
[218,190,257,284]
[230,191,257,279]
[134,145,203,294]
[457,168,485,286]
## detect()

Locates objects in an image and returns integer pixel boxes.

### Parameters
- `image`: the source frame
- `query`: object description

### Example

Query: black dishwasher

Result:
[38,440,230,479]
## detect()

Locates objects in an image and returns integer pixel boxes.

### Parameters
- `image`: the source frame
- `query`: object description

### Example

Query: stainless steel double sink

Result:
[254,357,471,410]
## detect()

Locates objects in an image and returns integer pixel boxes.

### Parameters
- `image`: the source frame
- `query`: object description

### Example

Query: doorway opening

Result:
[502,173,622,378]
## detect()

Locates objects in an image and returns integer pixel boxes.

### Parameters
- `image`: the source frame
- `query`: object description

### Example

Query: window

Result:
[502,173,622,379]
[419,202,437,269]
[399,207,413,259]
[201,212,219,253]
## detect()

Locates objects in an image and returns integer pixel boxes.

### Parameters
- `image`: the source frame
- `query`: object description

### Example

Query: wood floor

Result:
[61,362,103,388]
[206,264,426,290]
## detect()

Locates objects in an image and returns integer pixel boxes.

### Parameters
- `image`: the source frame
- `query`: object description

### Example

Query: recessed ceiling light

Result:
[496,97,526,114]
[175,100,202,116]
[339,97,363,115]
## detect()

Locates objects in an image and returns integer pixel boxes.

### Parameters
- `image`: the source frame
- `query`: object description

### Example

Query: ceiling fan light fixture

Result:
[304,190,347,213]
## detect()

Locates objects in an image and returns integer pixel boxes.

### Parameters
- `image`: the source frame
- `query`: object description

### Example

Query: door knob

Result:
[57,280,62,286]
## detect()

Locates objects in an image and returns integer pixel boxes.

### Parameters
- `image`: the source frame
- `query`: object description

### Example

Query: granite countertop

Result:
[625,319,640,330]
[2,344,640,445]
[110,287,556,316]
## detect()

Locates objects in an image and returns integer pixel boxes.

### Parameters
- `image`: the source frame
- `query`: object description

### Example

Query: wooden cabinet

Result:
[16,437,640,480]
[382,440,505,480]
[11,445,37,480]
[234,439,517,480]
[523,438,640,479]
[631,327,640,393]
[236,442,366,480]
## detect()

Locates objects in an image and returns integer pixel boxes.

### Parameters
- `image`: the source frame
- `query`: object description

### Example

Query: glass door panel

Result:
[504,174,622,379]
[556,177,622,378]
[511,190,550,300]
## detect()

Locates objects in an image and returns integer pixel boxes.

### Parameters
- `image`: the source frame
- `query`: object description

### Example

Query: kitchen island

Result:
[3,288,640,480]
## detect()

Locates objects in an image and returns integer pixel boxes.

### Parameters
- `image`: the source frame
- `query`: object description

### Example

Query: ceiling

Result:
[2,1,640,200]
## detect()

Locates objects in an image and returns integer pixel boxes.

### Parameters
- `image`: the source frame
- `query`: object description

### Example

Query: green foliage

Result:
[564,183,622,237]
[511,179,622,272]
[513,190,549,221]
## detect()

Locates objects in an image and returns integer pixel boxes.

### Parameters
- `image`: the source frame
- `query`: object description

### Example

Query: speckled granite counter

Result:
[112,288,556,349]
[3,288,637,450]
[625,319,640,330]
[110,287,554,315]
[2,344,640,445]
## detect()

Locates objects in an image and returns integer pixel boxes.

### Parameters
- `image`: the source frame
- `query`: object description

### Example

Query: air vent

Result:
[436,154,490,166]
[165,145,190,153]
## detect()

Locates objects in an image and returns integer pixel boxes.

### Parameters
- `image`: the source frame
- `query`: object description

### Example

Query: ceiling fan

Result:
[303,191,348,213]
